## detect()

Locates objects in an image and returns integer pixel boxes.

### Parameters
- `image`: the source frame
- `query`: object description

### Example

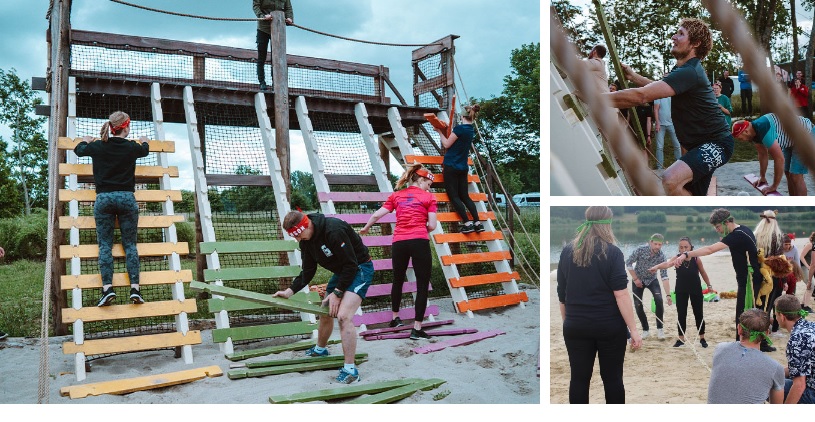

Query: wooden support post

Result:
[270,11,291,200]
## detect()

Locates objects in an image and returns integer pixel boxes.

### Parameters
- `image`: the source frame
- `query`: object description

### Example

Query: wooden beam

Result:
[245,353,367,369]
[228,358,367,379]
[59,163,179,178]
[449,272,521,288]
[211,321,318,343]
[456,292,529,313]
[358,320,454,337]
[411,330,506,354]
[405,154,472,166]
[59,189,182,202]
[351,306,439,327]
[189,281,328,315]
[60,269,193,290]
[59,365,223,399]
[226,339,342,361]
[199,240,298,254]
[344,378,447,404]
[62,331,202,355]
[59,242,190,259]
[364,328,477,341]
[59,215,184,230]
[269,378,425,404]
[58,136,175,153]
[203,266,302,282]
[61,299,198,323]
[207,291,319,313]
[432,231,504,244]
[440,250,511,266]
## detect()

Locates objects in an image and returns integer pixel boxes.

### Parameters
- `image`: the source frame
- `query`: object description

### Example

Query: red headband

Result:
[110,118,130,134]
[415,168,434,182]
[732,120,749,138]
[286,215,310,237]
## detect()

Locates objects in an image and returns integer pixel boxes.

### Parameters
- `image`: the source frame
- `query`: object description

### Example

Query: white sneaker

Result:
[657,329,665,339]
[641,330,650,339]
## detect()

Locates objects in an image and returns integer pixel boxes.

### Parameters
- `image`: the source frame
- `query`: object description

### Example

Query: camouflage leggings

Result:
[94,191,140,286]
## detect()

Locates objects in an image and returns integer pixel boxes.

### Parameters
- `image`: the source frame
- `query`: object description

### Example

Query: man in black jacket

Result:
[718,70,735,99]
[273,211,373,383]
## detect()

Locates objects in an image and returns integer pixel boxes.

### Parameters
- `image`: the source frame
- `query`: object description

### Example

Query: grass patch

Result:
[0,259,47,337]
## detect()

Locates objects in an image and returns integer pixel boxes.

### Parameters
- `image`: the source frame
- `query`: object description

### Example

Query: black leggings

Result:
[391,239,432,321]
[563,320,627,404]
[256,30,271,83]
[675,291,705,336]
[443,167,479,223]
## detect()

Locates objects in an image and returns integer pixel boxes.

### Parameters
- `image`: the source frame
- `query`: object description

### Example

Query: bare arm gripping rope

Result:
[109,0,442,48]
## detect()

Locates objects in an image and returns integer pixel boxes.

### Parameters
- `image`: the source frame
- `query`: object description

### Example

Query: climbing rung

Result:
[199,240,298,254]
[62,331,202,356]
[372,258,412,271]
[316,191,486,203]
[58,136,176,153]
[433,231,504,244]
[208,291,320,313]
[437,212,495,222]
[433,192,488,202]
[59,215,184,229]
[440,250,512,266]
[449,272,521,288]
[405,154,472,166]
[432,174,480,184]
[59,189,183,202]
[59,242,189,259]
[60,269,193,290]
[456,292,529,313]
[59,163,179,178]
[365,281,430,298]
[61,299,198,323]
[361,236,394,247]
[203,265,302,282]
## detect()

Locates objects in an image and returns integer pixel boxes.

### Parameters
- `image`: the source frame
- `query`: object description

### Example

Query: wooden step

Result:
[59,189,182,202]
[203,265,301,282]
[60,269,194,290]
[229,358,367,380]
[365,281,431,298]
[245,353,367,369]
[328,211,493,225]
[344,378,447,404]
[212,321,318,343]
[59,215,184,230]
[59,163,179,178]
[360,235,394,247]
[440,250,511,266]
[58,136,176,153]
[59,365,222,399]
[59,242,189,259]
[199,240,298,255]
[207,291,319,313]
[405,154,472,166]
[351,306,439,327]
[433,192,488,202]
[269,378,425,404]
[316,191,486,204]
[226,339,342,362]
[432,173,480,184]
[62,298,198,323]
[62,331,202,356]
[449,272,521,288]
[455,292,529,313]
[437,211,494,222]
[433,231,504,244]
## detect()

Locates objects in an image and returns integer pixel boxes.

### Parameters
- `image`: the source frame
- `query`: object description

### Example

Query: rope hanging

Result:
[109,0,442,47]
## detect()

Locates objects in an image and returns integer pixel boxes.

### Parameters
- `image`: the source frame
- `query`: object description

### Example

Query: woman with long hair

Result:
[556,206,642,403]
[360,163,437,339]
[74,111,150,306]
[754,210,786,331]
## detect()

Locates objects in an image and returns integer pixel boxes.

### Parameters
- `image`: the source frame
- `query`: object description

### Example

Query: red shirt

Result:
[383,186,437,242]
[791,84,809,107]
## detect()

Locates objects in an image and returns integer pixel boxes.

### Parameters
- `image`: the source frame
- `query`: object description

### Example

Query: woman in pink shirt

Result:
[360,163,438,339]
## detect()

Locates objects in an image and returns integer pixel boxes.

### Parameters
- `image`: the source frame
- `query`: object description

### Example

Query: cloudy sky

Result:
[0,0,540,190]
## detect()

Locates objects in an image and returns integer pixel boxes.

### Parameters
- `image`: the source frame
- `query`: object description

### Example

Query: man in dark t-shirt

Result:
[670,208,774,352]
[607,18,734,196]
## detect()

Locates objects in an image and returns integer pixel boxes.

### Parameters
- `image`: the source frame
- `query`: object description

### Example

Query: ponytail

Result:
[101,111,131,142]
[100,122,111,142]
[464,103,481,121]
[395,163,424,190]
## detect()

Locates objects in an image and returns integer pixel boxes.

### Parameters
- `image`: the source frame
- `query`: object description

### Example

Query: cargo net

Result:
[71,41,380,101]
[413,52,451,109]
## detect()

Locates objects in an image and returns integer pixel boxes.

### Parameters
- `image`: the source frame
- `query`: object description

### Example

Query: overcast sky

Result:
[0,0,541,190]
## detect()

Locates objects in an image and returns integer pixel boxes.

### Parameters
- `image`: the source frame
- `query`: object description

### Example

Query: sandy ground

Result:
[714,160,815,196]
[548,237,812,404]
[0,285,540,409]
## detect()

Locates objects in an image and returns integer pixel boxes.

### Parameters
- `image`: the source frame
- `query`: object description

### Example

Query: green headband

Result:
[575,219,613,248]
[649,236,663,242]
[721,219,730,236]
[739,323,773,346]
[776,309,809,319]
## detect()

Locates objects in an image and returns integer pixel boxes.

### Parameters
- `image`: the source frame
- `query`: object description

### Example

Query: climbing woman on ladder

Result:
[74,111,150,306]
[359,163,438,339]
[433,104,483,234]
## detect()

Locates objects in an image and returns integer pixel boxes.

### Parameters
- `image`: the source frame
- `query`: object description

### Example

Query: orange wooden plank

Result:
[433,231,504,244]
[449,272,521,288]
[440,250,511,266]
[433,173,479,184]
[436,211,494,223]
[456,292,529,313]
[423,114,448,133]
[405,155,473,166]
[433,192,487,202]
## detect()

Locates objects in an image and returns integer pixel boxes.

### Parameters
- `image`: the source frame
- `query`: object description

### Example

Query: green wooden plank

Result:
[208,291,319,312]
[190,280,328,315]
[269,378,425,404]
[212,320,317,343]
[228,358,367,379]
[344,379,447,404]
[246,353,367,368]
[226,339,342,361]
[199,240,298,254]
[204,265,302,282]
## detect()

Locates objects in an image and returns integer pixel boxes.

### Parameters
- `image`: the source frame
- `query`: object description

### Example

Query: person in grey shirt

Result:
[654,91,681,170]
[708,309,784,404]
[626,233,670,339]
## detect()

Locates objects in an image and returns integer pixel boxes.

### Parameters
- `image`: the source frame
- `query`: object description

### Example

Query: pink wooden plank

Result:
[365,281,431,298]
[364,328,478,341]
[318,191,390,202]
[326,213,396,225]
[352,305,439,327]
[361,235,393,247]
[372,259,412,271]
[358,319,454,337]
[411,330,506,354]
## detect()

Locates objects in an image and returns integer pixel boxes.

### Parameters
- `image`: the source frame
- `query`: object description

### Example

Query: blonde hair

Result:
[571,206,616,267]
[755,210,783,255]
[100,111,130,142]
[463,104,481,122]
[395,163,429,190]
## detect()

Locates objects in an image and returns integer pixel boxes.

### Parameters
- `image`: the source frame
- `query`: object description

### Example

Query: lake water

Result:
[549,221,815,264]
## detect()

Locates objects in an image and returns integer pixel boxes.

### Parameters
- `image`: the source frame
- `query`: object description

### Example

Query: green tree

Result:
[291,170,317,210]
[0,68,47,215]
[0,136,22,217]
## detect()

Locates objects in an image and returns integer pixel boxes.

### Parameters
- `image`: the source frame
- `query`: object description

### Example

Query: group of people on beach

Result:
[558,206,815,404]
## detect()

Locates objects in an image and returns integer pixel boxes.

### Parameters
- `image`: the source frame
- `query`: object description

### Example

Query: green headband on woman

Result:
[575,219,612,248]
[739,323,773,346]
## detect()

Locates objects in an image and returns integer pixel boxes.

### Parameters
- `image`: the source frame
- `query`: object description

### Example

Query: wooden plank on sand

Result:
[358,319,454,337]
[225,339,342,361]
[269,378,425,403]
[59,365,222,399]
[344,378,447,404]
[189,280,328,316]
[411,330,506,354]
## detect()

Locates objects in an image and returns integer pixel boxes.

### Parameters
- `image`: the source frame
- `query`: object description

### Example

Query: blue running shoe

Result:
[304,346,329,357]
[335,367,360,384]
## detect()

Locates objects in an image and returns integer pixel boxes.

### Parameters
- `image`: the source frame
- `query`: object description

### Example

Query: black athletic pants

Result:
[391,238,432,321]
[675,291,705,336]
[741,89,753,116]
[632,281,663,330]
[563,319,627,404]
[256,30,272,84]
[443,167,479,223]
